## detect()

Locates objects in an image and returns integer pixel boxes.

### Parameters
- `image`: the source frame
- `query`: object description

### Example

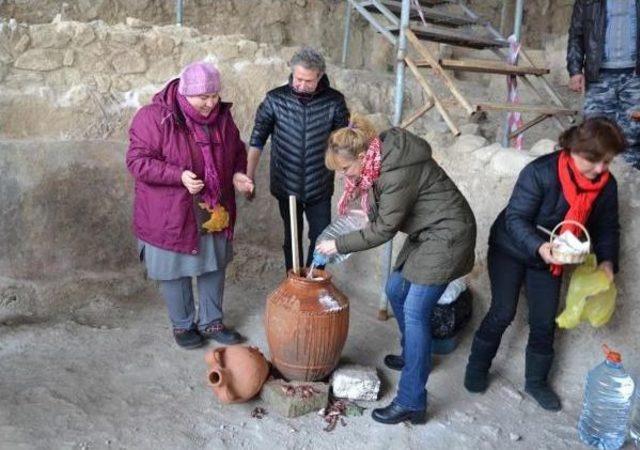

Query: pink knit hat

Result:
[178,61,221,96]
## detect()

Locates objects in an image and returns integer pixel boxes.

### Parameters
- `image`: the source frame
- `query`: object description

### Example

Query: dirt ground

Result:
[0,263,600,450]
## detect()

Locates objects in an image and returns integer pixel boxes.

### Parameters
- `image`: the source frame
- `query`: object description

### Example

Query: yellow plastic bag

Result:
[556,254,617,329]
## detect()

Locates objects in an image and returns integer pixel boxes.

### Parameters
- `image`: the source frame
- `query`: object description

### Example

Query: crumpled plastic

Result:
[556,254,617,329]
[199,203,230,233]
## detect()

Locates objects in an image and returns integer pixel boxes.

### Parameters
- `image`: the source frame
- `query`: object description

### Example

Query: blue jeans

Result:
[385,270,447,411]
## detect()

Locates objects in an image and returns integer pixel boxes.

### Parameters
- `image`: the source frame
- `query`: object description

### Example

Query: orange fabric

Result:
[552,150,609,276]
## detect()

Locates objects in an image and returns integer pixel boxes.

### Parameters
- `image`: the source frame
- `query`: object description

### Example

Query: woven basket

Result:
[550,219,591,265]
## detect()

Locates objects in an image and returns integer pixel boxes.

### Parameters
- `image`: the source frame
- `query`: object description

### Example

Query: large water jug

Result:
[312,210,368,267]
[578,345,636,450]
[630,381,640,448]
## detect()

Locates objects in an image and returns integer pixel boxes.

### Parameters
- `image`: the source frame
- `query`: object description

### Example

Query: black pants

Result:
[277,197,332,271]
[475,245,562,355]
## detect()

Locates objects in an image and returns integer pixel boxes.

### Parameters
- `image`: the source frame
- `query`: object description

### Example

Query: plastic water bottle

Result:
[312,210,368,267]
[630,384,640,448]
[578,345,636,450]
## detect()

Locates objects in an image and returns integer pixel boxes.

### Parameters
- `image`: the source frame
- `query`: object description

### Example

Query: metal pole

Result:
[378,0,410,321]
[502,0,524,147]
[176,0,183,26]
[499,0,509,36]
[513,0,524,41]
[392,0,410,126]
[341,1,353,67]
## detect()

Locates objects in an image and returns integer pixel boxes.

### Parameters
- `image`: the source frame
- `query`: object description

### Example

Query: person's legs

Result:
[616,73,640,169]
[159,277,203,348]
[372,278,446,424]
[524,267,562,411]
[196,269,225,327]
[383,270,411,370]
[465,246,526,392]
[583,72,618,122]
[385,270,410,344]
[197,269,244,344]
[159,277,196,330]
[304,198,332,268]
[277,197,304,271]
[394,282,447,410]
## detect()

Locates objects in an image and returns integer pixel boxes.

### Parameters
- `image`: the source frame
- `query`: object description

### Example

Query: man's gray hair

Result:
[290,47,326,74]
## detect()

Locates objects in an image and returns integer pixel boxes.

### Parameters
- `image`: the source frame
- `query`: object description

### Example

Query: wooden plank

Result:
[368,0,400,27]
[405,56,460,135]
[517,75,568,131]
[477,102,578,115]
[519,48,575,123]
[401,101,435,129]
[349,0,398,45]
[414,57,550,76]
[415,0,452,5]
[508,114,550,139]
[288,195,300,276]
[404,23,509,49]
[368,0,476,26]
[406,29,475,116]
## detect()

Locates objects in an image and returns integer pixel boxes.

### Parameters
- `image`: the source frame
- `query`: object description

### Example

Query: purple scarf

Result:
[176,93,231,238]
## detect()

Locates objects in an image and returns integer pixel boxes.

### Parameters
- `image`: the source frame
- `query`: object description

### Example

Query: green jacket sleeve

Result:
[335,166,419,254]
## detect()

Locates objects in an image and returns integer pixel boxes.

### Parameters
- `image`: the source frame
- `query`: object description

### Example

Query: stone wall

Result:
[0,0,393,69]
[0,18,407,141]
[0,0,577,53]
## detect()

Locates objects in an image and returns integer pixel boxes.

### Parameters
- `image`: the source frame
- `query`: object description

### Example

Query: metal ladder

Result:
[342,0,576,138]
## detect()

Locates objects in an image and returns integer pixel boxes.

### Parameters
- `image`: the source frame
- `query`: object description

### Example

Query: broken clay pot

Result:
[205,346,270,404]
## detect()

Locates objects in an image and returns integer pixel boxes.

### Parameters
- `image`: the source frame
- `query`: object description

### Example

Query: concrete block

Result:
[330,365,380,401]
[530,138,557,156]
[473,143,502,163]
[450,134,488,154]
[260,380,329,418]
[459,123,480,136]
[14,49,63,71]
[489,147,534,177]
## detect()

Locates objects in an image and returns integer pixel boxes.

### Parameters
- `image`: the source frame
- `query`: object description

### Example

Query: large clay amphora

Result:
[205,346,270,404]
[265,269,349,381]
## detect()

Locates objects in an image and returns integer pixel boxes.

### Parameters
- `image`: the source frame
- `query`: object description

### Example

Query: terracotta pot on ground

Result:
[205,346,270,404]
[265,268,349,381]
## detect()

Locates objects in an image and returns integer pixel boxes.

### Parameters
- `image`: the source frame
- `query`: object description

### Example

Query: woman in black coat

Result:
[464,117,625,411]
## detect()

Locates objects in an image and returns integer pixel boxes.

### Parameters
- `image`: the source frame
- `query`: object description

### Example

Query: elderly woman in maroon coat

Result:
[126,61,254,349]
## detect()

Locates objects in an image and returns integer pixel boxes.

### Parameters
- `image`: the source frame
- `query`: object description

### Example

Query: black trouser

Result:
[475,245,562,355]
[277,197,332,271]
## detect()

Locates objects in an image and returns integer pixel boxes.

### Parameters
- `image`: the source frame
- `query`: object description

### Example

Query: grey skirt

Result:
[138,234,233,281]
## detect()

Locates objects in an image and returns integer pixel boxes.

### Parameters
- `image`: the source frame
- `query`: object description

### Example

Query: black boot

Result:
[383,354,404,371]
[464,336,499,393]
[371,402,426,425]
[524,350,561,411]
[173,327,205,349]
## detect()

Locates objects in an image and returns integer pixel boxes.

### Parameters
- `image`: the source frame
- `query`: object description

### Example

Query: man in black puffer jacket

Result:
[247,47,349,271]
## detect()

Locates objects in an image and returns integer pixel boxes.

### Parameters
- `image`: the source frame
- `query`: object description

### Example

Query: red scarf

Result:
[337,137,382,215]
[552,150,610,276]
